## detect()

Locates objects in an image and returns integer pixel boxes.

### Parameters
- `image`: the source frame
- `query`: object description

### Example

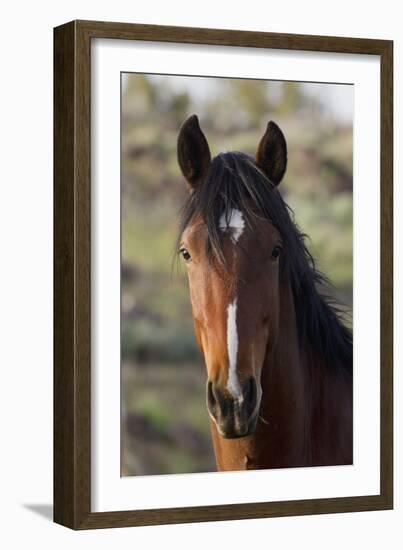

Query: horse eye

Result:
[180,247,192,262]
[271,245,282,260]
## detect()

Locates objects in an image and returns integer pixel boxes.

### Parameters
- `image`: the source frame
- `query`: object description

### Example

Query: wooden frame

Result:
[54,19,393,529]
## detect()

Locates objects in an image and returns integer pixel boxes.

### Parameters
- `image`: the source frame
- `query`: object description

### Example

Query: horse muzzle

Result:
[206,376,260,438]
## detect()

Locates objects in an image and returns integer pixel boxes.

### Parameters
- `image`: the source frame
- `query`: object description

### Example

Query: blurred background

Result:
[121,73,353,476]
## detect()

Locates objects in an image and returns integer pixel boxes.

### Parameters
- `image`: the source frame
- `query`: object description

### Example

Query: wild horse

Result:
[177,115,352,471]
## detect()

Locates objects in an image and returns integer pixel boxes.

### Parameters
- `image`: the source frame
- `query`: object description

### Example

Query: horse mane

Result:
[177,151,352,375]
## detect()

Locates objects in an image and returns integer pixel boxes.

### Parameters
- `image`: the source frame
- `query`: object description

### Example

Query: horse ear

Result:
[177,114,211,190]
[256,121,287,186]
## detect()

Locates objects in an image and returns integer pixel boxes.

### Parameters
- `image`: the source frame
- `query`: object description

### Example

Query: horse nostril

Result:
[207,381,216,410]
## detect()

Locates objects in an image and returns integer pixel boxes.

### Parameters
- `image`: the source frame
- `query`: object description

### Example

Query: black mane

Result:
[178,151,352,374]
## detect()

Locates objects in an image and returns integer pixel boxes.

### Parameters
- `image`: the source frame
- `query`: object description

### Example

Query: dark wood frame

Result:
[54,19,393,530]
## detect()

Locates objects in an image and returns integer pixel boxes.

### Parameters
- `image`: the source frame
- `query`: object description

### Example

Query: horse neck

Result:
[258,278,307,464]
[262,279,353,466]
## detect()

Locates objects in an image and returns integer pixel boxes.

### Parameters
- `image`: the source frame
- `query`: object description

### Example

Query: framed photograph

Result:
[54,20,393,529]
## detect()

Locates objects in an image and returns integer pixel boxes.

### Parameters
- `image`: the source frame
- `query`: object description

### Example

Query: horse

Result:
[176,114,353,471]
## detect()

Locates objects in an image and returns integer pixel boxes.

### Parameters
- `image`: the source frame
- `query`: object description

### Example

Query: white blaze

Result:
[219,208,245,243]
[219,208,245,398]
[226,299,242,398]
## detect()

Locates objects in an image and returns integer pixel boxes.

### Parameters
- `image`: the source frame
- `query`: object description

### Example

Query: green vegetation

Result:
[121,75,353,476]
